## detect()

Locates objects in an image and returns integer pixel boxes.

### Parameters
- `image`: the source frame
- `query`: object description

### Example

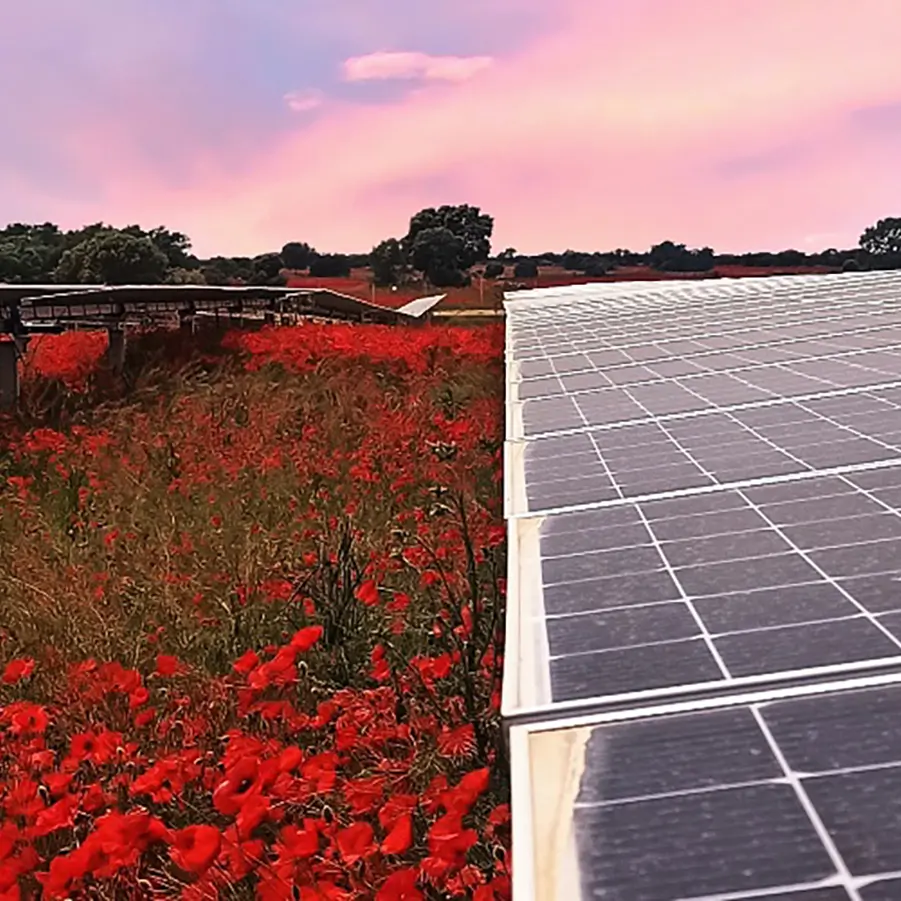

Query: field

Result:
[0,320,509,900]
[286,264,839,312]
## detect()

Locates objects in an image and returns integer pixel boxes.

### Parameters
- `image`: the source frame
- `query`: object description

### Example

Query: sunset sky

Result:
[2,0,901,258]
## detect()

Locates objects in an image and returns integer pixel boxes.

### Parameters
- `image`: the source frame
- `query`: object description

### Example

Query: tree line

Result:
[2,209,901,287]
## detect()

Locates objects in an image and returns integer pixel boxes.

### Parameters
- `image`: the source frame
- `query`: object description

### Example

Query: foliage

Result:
[402,206,494,285]
[139,227,197,270]
[859,217,901,257]
[409,229,470,288]
[370,239,407,287]
[281,242,315,271]
[165,267,208,285]
[309,254,352,278]
[53,230,170,285]
[512,260,537,279]
[648,241,715,273]
[249,253,287,286]
[481,263,504,279]
[0,320,509,899]
[0,223,200,285]
[560,250,585,271]
[0,223,67,283]
[582,260,607,277]
[201,256,254,286]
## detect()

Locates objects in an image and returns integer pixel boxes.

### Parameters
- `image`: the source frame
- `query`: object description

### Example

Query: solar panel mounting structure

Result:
[0,283,444,410]
[502,271,901,901]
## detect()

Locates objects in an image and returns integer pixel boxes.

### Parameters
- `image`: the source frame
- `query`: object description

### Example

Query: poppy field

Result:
[0,320,510,900]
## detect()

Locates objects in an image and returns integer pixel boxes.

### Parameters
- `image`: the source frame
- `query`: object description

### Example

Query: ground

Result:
[0,320,510,900]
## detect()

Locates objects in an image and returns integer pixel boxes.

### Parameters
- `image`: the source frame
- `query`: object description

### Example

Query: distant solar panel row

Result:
[503,273,901,901]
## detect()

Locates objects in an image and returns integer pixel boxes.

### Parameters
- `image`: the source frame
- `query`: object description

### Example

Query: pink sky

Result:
[2,0,901,257]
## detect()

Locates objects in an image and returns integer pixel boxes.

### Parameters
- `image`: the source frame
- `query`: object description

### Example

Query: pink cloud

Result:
[4,0,901,257]
[283,89,325,113]
[342,51,493,83]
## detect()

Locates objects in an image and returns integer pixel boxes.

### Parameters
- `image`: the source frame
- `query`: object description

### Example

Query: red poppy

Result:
[128,686,150,708]
[378,794,418,830]
[302,751,338,794]
[355,580,380,606]
[30,795,78,838]
[456,767,491,805]
[427,813,478,862]
[290,625,323,652]
[380,813,413,855]
[488,804,510,826]
[376,868,422,901]
[386,591,411,612]
[170,824,222,874]
[436,724,476,758]
[235,792,271,840]
[233,649,259,674]
[279,821,320,860]
[277,745,304,773]
[213,758,261,816]
[1,658,34,685]
[336,821,375,864]
[343,775,385,815]
[154,654,183,677]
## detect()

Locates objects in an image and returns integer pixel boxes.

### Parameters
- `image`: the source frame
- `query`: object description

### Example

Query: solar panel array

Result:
[503,272,901,901]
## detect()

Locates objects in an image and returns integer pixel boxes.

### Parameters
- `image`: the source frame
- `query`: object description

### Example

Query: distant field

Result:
[286,264,841,311]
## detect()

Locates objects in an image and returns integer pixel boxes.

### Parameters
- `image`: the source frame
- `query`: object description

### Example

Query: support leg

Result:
[0,341,19,411]
[107,327,127,374]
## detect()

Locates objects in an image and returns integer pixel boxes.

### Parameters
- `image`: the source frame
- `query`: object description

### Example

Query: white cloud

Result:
[283,89,325,113]
[342,51,493,84]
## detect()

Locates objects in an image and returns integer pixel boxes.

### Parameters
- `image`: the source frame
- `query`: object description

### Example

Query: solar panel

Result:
[504,273,901,900]
[509,676,901,901]
[506,470,901,716]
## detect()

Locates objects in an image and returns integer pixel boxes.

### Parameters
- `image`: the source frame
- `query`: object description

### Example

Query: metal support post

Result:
[0,341,19,411]
[107,326,127,373]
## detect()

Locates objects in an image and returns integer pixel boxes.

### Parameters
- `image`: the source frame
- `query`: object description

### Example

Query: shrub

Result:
[512,259,538,278]
[309,254,352,278]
